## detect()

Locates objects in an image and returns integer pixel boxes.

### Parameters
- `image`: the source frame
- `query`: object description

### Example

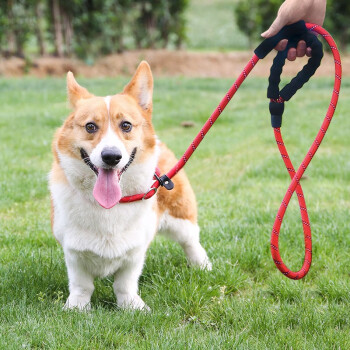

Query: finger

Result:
[275,39,288,51]
[261,15,285,38]
[296,40,306,57]
[287,48,297,61]
[306,47,312,57]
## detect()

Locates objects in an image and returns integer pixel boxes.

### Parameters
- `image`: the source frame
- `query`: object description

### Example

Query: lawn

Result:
[186,0,249,51]
[0,74,349,349]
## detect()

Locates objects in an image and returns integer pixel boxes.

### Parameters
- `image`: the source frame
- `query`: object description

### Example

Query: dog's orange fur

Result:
[51,62,197,229]
[157,144,197,223]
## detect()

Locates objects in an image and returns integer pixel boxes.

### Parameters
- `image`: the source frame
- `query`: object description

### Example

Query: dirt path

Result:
[1,49,349,78]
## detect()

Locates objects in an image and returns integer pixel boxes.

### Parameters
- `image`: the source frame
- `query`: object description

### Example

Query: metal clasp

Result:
[142,187,158,200]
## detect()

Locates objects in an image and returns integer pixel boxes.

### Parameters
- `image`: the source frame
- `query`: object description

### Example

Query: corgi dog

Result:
[49,61,212,310]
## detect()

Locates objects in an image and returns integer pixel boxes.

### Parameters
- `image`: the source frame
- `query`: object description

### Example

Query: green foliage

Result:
[68,0,189,58]
[234,0,282,47]
[324,0,350,51]
[234,1,257,48]
[0,7,6,49]
[0,0,36,56]
[68,0,135,58]
[0,0,189,59]
[132,0,188,49]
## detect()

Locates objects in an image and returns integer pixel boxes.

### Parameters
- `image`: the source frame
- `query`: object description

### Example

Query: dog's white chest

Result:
[51,182,157,262]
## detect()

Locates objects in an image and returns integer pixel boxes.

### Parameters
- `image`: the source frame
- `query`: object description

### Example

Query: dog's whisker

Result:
[120,148,137,176]
[80,148,99,175]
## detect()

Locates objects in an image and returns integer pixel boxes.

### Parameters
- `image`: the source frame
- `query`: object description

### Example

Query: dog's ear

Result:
[123,61,153,117]
[67,71,93,108]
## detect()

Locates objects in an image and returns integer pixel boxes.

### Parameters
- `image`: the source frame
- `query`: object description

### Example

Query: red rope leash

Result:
[271,127,312,278]
[120,24,342,281]
[270,23,342,279]
[120,54,260,203]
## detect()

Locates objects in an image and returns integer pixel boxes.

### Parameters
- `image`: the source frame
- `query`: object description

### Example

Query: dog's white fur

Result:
[50,62,211,310]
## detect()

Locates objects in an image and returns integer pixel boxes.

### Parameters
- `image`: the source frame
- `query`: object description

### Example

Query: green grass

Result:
[0,75,349,349]
[186,0,249,51]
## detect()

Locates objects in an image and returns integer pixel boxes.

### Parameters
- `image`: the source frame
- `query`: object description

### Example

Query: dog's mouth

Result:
[80,147,137,209]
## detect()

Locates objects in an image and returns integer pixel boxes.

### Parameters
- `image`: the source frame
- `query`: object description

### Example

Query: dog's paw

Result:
[190,256,212,271]
[117,294,151,312]
[199,257,213,271]
[63,295,91,311]
[185,244,212,271]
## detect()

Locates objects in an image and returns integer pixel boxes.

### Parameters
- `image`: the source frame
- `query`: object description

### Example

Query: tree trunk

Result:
[6,0,16,55]
[6,31,16,56]
[51,0,64,57]
[62,9,73,56]
[160,3,170,48]
[35,1,46,56]
[14,29,24,57]
[139,3,157,48]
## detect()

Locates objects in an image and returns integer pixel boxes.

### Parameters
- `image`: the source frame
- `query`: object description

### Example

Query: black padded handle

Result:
[255,21,310,59]
[267,29,323,101]
[255,21,324,128]
[255,21,323,101]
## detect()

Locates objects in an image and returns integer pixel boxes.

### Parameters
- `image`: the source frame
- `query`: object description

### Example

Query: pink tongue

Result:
[93,168,121,209]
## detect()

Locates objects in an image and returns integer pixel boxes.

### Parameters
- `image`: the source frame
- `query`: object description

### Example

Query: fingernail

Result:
[281,40,288,50]
[287,49,296,61]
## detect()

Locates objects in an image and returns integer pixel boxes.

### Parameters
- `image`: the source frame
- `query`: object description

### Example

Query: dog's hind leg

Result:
[157,144,212,270]
[158,213,212,270]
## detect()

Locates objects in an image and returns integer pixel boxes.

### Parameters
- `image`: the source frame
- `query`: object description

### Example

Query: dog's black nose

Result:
[101,147,122,166]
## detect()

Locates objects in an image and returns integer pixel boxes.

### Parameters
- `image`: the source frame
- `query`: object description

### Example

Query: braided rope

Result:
[120,24,342,282]
[120,54,260,202]
[270,24,342,279]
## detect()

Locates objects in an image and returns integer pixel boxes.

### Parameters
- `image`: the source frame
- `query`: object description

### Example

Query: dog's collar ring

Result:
[142,187,158,200]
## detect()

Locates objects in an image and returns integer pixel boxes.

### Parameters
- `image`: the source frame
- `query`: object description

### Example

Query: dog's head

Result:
[56,61,156,208]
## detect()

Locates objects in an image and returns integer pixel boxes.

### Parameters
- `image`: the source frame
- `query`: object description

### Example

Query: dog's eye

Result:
[120,121,132,133]
[85,122,98,134]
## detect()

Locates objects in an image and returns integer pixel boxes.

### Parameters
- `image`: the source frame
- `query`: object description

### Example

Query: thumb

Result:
[261,15,285,38]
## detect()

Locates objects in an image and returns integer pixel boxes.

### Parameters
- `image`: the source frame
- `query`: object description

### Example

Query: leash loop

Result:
[269,23,341,279]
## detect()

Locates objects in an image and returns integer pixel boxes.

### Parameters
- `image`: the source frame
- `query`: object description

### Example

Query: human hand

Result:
[261,0,326,61]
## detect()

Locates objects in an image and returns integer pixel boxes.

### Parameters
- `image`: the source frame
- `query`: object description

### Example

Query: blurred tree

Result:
[34,0,46,56]
[234,1,258,49]
[133,1,157,49]
[167,0,188,48]
[0,6,7,54]
[60,0,74,56]
[49,0,64,57]
[324,0,350,52]
[97,0,135,54]
[68,0,108,59]
[2,0,35,57]
[234,0,282,48]
[133,0,188,49]
[1,0,189,58]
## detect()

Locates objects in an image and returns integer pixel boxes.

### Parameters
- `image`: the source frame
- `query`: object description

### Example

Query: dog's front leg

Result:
[113,248,149,311]
[64,250,95,311]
